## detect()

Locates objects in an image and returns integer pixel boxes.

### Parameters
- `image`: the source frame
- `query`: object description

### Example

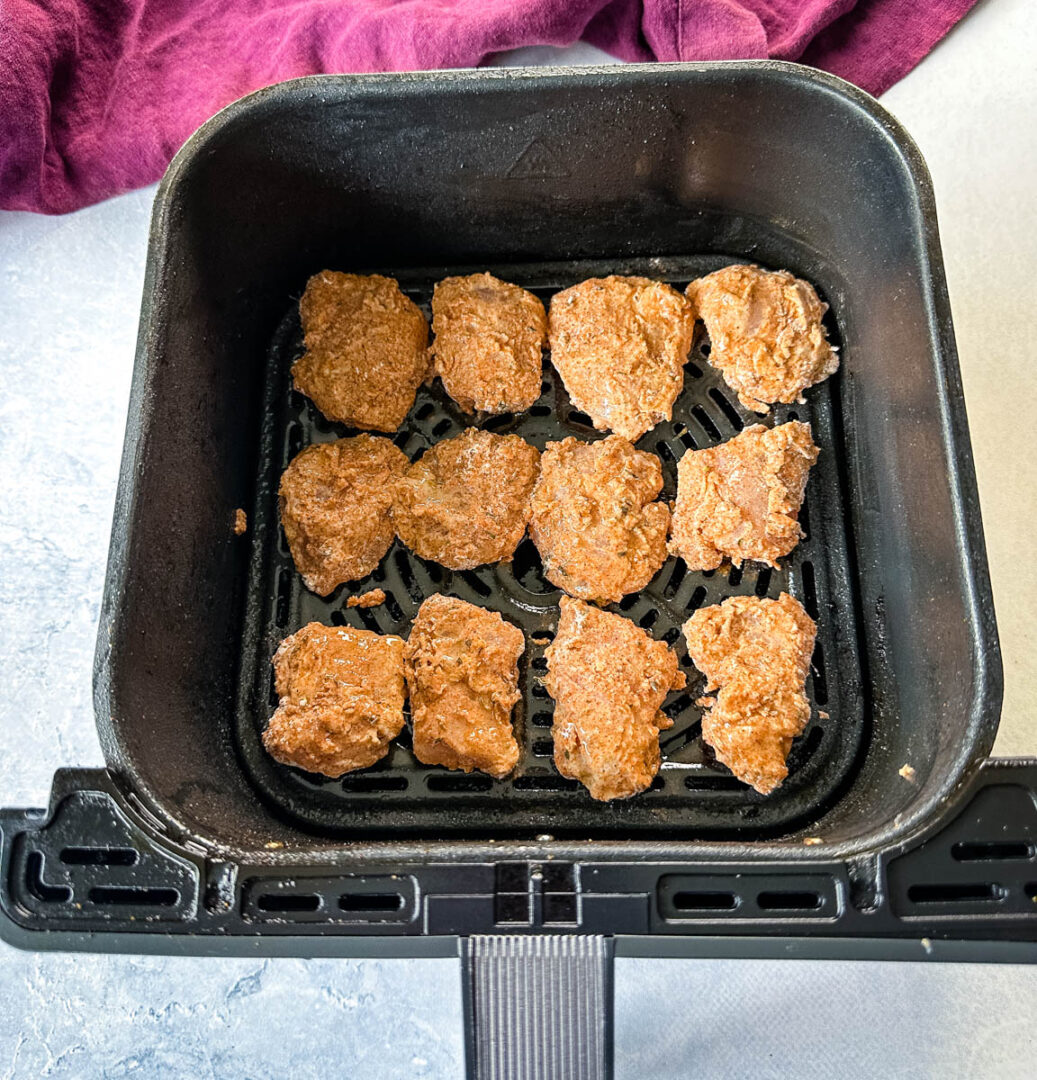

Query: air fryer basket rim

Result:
[90,61,1002,866]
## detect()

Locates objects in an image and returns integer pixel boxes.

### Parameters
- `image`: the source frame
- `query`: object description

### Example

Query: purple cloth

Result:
[1,0,977,214]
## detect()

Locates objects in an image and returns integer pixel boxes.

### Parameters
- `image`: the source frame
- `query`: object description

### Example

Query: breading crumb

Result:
[803,836,823,846]
[346,588,386,609]
[233,508,247,535]
[899,764,917,782]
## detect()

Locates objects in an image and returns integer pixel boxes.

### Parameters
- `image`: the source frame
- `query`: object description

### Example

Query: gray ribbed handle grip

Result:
[462,935,613,1080]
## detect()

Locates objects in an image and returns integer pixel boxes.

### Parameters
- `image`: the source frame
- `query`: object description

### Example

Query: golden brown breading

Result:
[699,681,812,796]
[669,422,818,571]
[548,276,696,441]
[263,622,406,778]
[431,273,547,414]
[529,435,670,604]
[293,271,429,432]
[404,594,523,778]
[346,588,386,609]
[392,428,540,570]
[687,265,838,414]
[544,597,685,801]
[683,593,816,795]
[279,435,408,596]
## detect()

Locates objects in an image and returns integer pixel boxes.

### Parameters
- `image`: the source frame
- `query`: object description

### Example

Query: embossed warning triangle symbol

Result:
[507,138,569,179]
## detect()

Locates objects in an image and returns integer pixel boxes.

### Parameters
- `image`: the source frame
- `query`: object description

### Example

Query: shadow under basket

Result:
[2,59,1030,1079]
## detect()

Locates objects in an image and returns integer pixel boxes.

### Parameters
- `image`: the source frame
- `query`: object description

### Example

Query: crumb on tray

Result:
[346,588,387,609]
[234,508,247,535]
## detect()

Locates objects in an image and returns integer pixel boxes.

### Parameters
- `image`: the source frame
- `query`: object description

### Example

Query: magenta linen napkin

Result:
[0,0,977,214]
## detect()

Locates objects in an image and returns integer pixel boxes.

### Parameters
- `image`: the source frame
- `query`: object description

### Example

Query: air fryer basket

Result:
[2,64,1029,1073]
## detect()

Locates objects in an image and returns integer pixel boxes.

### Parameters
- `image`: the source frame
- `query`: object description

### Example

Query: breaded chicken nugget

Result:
[669,421,818,571]
[431,273,547,414]
[393,428,540,570]
[683,593,816,795]
[687,265,838,414]
[404,594,523,778]
[548,276,696,441]
[263,622,406,778]
[529,436,670,604]
[279,435,408,595]
[545,597,685,801]
[293,271,429,432]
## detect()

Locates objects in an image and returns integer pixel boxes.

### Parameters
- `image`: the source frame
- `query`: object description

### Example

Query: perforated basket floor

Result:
[235,256,865,838]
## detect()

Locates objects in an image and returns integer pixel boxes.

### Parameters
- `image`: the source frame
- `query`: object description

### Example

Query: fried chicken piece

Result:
[669,422,818,571]
[431,273,547,414]
[393,428,540,570]
[404,594,523,777]
[545,597,685,801]
[685,593,815,689]
[279,435,408,595]
[548,276,696,441]
[687,591,816,682]
[529,435,670,604]
[263,623,406,777]
[687,265,838,414]
[683,593,816,794]
[293,271,429,432]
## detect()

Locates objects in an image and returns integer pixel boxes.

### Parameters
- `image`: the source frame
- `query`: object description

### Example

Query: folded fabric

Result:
[0,0,977,214]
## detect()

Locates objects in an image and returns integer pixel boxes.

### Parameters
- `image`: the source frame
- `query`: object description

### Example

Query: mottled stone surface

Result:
[0,953,463,1079]
[614,958,1037,1080]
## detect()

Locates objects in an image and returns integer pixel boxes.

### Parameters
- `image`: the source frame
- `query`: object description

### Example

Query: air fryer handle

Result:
[461,934,614,1079]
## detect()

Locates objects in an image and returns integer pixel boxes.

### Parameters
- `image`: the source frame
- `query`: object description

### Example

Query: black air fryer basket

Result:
[3,63,1033,1075]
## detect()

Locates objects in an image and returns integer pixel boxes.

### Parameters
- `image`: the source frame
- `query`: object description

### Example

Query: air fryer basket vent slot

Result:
[952,841,1033,862]
[906,883,1004,905]
[88,886,180,907]
[339,892,404,913]
[60,846,138,866]
[673,891,739,912]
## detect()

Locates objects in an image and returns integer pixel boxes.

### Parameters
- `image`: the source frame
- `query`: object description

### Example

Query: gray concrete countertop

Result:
[1,0,1035,1075]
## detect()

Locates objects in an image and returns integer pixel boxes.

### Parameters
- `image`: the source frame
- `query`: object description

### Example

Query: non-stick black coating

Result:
[236,256,864,837]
